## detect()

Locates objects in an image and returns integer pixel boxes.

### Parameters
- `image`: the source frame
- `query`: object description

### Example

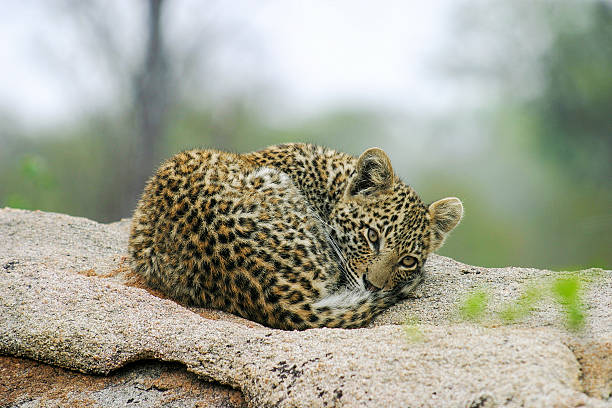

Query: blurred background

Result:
[1,0,611,270]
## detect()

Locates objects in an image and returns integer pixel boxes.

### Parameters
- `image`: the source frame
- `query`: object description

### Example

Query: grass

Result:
[459,289,489,322]
[456,271,596,331]
[551,274,585,331]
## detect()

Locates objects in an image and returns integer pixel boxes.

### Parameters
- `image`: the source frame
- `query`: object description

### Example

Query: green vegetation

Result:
[1,1,611,271]
[402,271,592,347]
[459,289,489,322]
[457,272,595,332]
[498,285,543,324]
[551,275,585,331]
[0,108,378,222]
[4,154,56,210]
[431,0,612,270]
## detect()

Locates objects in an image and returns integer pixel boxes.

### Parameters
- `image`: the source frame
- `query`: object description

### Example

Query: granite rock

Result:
[1,208,610,407]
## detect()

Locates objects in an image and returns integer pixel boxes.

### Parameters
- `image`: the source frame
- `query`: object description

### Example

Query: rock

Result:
[1,208,610,407]
[0,356,246,408]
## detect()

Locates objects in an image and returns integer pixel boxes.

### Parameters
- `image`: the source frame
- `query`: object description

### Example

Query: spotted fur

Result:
[128,143,463,330]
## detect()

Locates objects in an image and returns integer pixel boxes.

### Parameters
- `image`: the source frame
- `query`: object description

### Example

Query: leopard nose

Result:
[362,275,380,292]
[366,254,397,289]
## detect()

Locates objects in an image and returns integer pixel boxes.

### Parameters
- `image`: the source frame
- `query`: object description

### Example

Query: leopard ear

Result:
[346,148,394,197]
[428,197,463,251]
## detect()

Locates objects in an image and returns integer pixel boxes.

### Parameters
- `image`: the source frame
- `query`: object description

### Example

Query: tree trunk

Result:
[126,0,169,215]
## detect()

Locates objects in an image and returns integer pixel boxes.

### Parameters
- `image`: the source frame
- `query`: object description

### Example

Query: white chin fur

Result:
[313,288,371,309]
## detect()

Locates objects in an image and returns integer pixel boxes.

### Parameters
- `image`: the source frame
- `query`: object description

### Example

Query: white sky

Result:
[0,0,460,128]
[245,1,457,114]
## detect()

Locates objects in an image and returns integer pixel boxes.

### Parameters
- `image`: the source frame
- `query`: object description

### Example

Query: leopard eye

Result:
[366,228,379,244]
[399,256,417,269]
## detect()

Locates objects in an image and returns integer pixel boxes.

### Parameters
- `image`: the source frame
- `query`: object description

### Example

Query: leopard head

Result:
[330,147,463,291]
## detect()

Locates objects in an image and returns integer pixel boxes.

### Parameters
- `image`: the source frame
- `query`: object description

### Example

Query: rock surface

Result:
[1,208,610,407]
[0,356,246,408]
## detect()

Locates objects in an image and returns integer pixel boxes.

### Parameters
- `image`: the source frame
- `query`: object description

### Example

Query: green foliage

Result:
[530,2,612,183]
[4,154,56,210]
[0,115,134,221]
[436,0,612,270]
[458,272,592,331]
[0,106,378,222]
[19,154,55,188]
[551,274,585,331]
[1,0,611,271]
[459,289,489,322]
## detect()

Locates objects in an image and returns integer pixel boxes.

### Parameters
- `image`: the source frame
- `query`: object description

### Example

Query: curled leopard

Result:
[128,143,463,330]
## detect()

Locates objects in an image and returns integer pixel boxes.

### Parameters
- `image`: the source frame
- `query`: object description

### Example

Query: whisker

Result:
[312,211,360,289]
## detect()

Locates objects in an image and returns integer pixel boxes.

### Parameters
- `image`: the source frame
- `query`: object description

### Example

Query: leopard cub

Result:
[128,143,463,329]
